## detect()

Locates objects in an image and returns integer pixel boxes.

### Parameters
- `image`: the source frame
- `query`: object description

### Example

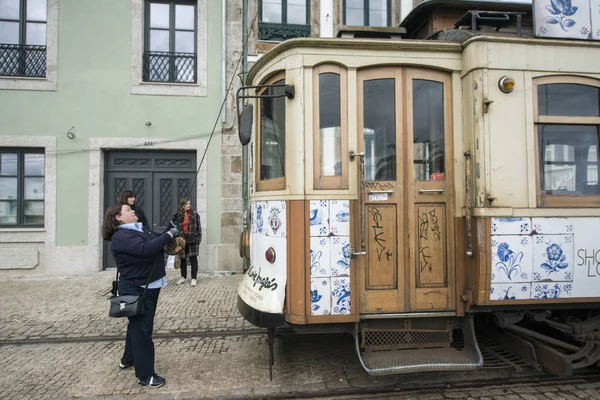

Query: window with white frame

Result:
[0,0,47,77]
[536,77,600,207]
[0,148,45,226]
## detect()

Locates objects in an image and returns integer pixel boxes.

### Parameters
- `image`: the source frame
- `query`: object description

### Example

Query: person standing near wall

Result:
[120,190,149,230]
[173,199,202,287]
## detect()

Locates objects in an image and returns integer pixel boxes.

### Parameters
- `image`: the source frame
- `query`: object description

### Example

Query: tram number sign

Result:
[369,194,388,201]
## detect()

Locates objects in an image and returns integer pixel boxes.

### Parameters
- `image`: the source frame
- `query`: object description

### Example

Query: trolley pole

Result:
[241,0,249,272]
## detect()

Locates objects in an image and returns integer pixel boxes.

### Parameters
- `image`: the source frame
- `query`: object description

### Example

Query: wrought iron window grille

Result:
[0,44,47,78]
[142,51,197,84]
[258,22,311,41]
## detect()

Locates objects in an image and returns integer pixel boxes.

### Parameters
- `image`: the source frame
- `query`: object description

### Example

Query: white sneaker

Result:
[191,279,197,287]
[176,277,186,285]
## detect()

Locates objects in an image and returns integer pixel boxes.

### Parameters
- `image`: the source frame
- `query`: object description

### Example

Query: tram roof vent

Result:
[337,26,406,40]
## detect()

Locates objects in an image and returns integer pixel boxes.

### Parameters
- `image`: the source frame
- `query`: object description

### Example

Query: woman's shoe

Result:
[176,277,186,285]
[191,279,197,287]
[138,374,165,388]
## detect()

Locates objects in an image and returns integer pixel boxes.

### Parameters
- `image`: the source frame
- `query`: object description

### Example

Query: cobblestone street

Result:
[1,271,600,399]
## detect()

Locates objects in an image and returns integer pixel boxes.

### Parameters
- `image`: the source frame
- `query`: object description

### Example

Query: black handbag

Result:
[108,263,155,318]
[183,233,196,244]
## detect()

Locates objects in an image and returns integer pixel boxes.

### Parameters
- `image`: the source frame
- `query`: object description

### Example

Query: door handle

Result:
[351,248,366,257]
[419,189,444,194]
[368,190,393,195]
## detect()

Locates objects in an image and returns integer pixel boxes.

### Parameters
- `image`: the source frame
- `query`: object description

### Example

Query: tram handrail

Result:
[464,151,473,257]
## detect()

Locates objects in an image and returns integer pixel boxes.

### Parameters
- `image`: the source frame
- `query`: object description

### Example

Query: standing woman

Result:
[173,198,202,287]
[119,190,149,229]
[102,203,179,388]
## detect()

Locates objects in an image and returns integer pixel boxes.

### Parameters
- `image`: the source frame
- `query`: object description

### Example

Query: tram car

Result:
[236,0,600,377]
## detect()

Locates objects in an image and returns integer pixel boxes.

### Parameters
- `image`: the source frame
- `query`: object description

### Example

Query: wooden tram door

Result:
[356,67,455,314]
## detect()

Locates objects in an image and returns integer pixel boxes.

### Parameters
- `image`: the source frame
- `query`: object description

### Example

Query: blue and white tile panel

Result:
[490,217,600,300]
[534,0,593,40]
[309,200,351,315]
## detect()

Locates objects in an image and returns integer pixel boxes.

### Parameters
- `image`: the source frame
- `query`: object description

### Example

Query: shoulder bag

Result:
[109,263,155,318]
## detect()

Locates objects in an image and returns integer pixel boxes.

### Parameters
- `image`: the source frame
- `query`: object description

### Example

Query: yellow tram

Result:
[236,0,600,376]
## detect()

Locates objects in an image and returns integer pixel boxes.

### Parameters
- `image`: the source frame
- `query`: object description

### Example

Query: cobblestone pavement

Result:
[1,270,600,399]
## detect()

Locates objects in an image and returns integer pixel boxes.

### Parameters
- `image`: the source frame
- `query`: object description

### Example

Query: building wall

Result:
[0,0,245,276]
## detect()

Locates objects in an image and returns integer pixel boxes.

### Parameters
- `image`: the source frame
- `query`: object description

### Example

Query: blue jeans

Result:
[118,279,161,379]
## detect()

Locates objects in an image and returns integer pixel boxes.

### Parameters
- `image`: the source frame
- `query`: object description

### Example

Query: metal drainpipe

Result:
[241,0,249,272]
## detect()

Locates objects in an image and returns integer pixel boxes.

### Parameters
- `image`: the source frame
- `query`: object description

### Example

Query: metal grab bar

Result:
[464,151,473,257]
[418,189,444,194]
[368,190,393,195]
[350,150,366,253]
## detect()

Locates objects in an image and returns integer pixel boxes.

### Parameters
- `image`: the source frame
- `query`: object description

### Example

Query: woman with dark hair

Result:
[172,198,202,287]
[119,190,149,229]
[102,203,179,388]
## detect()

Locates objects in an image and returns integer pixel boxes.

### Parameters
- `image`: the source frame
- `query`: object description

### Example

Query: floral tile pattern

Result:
[309,200,329,237]
[491,235,533,283]
[265,200,286,238]
[532,235,574,282]
[254,201,268,235]
[310,237,331,278]
[592,0,600,40]
[490,283,531,300]
[532,282,573,299]
[531,217,572,235]
[330,200,350,236]
[310,278,331,316]
[331,277,351,315]
[534,0,592,39]
[491,218,531,235]
[330,236,351,277]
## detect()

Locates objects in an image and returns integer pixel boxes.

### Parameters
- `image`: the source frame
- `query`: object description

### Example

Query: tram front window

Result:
[319,73,341,177]
[363,78,396,181]
[260,79,286,181]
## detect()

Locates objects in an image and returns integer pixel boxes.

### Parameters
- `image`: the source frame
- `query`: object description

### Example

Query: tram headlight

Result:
[265,247,276,264]
[239,231,250,260]
[498,76,515,93]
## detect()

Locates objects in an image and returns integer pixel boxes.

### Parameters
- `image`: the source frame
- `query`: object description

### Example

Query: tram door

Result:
[356,68,456,314]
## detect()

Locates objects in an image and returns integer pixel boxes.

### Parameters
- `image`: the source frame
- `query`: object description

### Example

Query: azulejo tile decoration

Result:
[592,0,600,40]
[254,201,267,235]
[331,277,351,315]
[330,236,351,277]
[310,237,331,278]
[532,282,572,299]
[490,283,531,301]
[310,278,331,316]
[330,200,350,236]
[531,217,572,235]
[532,235,574,282]
[534,0,592,40]
[309,200,329,237]
[491,235,533,283]
[491,217,531,235]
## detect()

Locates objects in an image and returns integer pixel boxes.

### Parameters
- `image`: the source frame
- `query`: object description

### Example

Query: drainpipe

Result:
[241,0,249,272]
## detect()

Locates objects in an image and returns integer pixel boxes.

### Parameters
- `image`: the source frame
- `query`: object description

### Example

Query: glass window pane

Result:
[346,0,364,25]
[175,5,194,29]
[364,78,396,181]
[0,21,19,44]
[0,0,19,19]
[369,0,388,26]
[262,0,282,23]
[24,177,44,200]
[27,0,46,21]
[24,201,44,224]
[538,124,600,195]
[150,29,169,51]
[0,153,17,175]
[287,0,306,25]
[538,84,600,117]
[148,54,169,81]
[150,3,170,29]
[319,73,341,177]
[0,177,17,199]
[26,22,46,46]
[0,200,17,225]
[24,153,44,175]
[175,55,195,82]
[413,79,445,181]
[260,79,286,180]
[175,30,194,53]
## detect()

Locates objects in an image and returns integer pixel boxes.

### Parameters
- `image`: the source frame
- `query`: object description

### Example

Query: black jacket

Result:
[130,204,149,229]
[111,228,171,287]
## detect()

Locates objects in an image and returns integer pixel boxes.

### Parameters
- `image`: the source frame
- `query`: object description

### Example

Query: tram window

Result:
[259,78,286,183]
[538,125,600,195]
[412,79,445,181]
[363,78,396,181]
[538,84,600,117]
[319,73,342,177]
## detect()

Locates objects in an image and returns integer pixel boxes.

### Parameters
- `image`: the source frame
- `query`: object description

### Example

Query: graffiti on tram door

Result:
[369,207,393,262]
[417,205,446,286]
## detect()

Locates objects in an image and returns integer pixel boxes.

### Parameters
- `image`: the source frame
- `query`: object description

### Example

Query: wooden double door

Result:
[355,67,456,314]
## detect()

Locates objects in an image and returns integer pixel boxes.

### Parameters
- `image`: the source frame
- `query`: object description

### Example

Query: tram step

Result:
[355,315,483,375]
